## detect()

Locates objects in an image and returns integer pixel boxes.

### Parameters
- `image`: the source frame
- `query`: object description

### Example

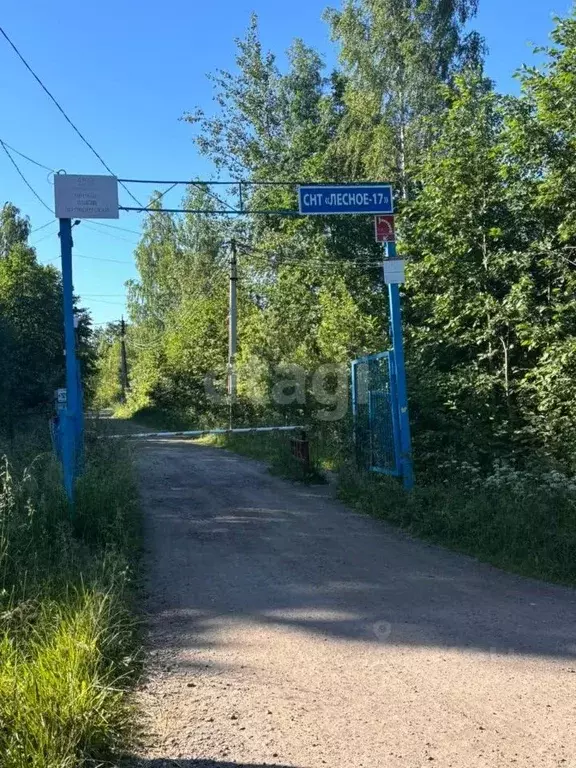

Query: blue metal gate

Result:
[351,351,401,476]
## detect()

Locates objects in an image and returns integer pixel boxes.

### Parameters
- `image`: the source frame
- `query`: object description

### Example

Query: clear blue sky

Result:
[1,0,572,325]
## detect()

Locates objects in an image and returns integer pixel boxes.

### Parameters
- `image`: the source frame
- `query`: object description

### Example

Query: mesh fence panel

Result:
[352,352,400,476]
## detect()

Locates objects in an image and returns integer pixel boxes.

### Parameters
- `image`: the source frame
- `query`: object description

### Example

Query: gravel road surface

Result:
[132,439,576,768]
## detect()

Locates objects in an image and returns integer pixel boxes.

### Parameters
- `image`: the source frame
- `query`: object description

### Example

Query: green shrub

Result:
[199,430,326,484]
[338,461,576,584]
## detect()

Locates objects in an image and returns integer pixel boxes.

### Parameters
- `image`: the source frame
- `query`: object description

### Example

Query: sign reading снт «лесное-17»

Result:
[298,184,394,215]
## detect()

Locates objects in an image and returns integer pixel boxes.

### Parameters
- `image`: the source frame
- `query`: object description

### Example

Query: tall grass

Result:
[0,428,140,767]
[338,460,576,585]
[198,430,327,483]
[197,417,576,585]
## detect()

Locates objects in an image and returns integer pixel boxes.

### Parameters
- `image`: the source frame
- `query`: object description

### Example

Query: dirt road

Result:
[132,439,576,768]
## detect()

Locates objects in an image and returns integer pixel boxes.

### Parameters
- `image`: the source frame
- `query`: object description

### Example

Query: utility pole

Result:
[119,316,129,403]
[228,239,238,402]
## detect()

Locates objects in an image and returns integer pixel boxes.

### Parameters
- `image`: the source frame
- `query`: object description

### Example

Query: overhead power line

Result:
[0,138,180,217]
[0,138,146,239]
[80,221,140,244]
[88,220,141,236]
[0,138,53,214]
[31,225,59,246]
[0,139,148,236]
[150,182,179,207]
[0,142,140,247]
[0,139,142,240]
[79,297,127,306]
[31,219,56,234]
[0,138,54,172]
[189,182,236,213]
[76,253,134,265]
[45,253,134,266]
[0,24,144,208]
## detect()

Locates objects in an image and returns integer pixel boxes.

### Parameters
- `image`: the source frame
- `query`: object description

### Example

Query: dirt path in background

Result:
[131,439,576,768]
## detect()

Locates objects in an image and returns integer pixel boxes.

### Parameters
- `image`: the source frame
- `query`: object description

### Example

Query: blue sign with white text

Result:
[298,184,394,215]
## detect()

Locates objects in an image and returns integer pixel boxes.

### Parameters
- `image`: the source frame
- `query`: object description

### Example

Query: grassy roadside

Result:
[108,407,576,586]
[0,426,141,767]
[338,461,576,586]
[197,426,576,585]
[116,406,328,483]
[184,421,576,586]
[196,431,327,484]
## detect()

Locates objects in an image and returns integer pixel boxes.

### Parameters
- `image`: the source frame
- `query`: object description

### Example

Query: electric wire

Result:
[188,182,238,213]
[80,222,140,244]
[43,253,134,265]
[76,253,134,265]
[0,139,54,172]
[3,137,144,236]
[79,297,127,306]
[0,24,144,208]
[235,240,384,267]
[82,220,142,236]
[0,138,54,214]
[31,219,55,234]
[5,137,146,234]
[31,225,59,245]
[150,182,179,207]
[0,139,177,224]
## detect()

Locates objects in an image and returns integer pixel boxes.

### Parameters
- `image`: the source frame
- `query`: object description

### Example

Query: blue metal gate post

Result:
[385,241,414,489]
[351,360,358,453]
[59,217,80,502]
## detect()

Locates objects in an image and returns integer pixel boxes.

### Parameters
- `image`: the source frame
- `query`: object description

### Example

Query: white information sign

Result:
[383,258,406,285]
[54,174,119,219]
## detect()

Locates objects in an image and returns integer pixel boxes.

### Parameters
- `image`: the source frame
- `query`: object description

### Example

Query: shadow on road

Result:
[137,440,576,663]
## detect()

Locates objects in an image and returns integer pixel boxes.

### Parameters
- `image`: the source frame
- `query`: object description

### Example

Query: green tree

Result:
[403,59,576,469]
[0,204,65,435]
[124,190,230,420]
[91,323,124,408]
[402,70,531,463]
[182,14,390,403]
[325,0,482,194]
[186,15,333,183]
[500,10,576,461]
[116,4,576,477]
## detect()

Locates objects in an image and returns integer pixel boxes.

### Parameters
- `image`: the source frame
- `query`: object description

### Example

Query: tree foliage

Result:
[325,0,482,192]
[0,204,96,436]
[0,204,64,434]
[98,5,576,475]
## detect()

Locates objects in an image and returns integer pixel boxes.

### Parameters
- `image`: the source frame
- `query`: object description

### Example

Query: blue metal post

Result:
[387,350,402,476]
[351,360,357,422]
[351,360,359,462]
[385,241,414,489]
[59,218,79,502]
